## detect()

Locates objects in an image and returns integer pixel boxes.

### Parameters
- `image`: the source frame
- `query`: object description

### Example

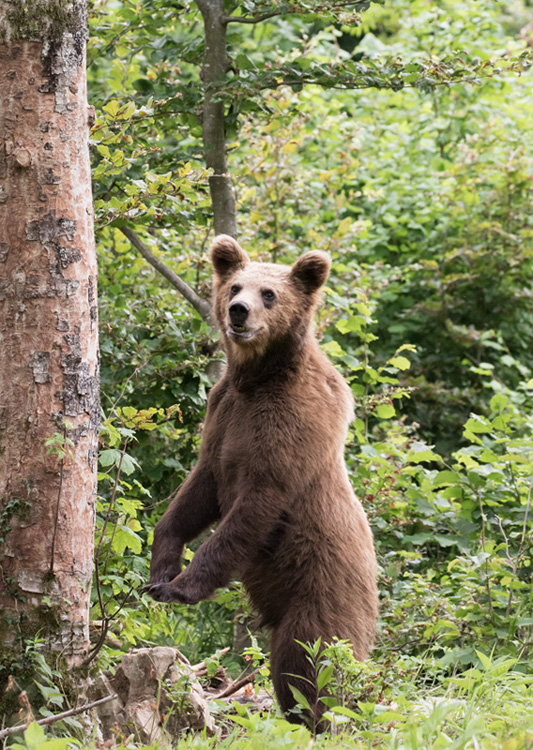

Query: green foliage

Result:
[44,430,74,461]
[75,0,533,746]
[10,722,78,750]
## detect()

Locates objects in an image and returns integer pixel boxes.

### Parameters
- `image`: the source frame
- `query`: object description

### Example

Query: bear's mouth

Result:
[228,324,255,341]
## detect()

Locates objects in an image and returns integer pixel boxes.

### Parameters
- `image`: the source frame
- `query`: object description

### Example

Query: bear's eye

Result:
[230,285,241,298]
[262,289,275,302]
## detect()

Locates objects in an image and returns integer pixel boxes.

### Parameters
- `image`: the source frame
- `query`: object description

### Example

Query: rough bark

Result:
[0,0,98,674]
[195,0,237,237]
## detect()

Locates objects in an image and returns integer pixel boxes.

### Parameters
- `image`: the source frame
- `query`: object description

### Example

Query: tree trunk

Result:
[195,0,237,237]
[0,0,98,679]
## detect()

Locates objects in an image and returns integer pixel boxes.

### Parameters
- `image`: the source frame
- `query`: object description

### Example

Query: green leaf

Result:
[113,526,143,555]
[288,685,311,711]
[316,664,334,691]
[464,415,492,434]
[432,470,461,487]
[330,705,361,720]
[336,316,362,334]
[388,355,411,370]
[355,302,372,318]
[118,101,136,119]
[321,340,345,357]
[98,448,122,468]
[372,709,407,724]
[37,740,76,750]
[24,722,46,749]
[490,394,508,412]
[376,403,395,419]
[407,442,439,463]
[476,650,492,671]
[517,617,533,626]
[103,99,120,116]
[120,453,140,475]
[341,354,362,370]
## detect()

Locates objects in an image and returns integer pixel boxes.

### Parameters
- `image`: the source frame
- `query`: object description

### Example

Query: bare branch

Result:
[120,227,213,324]
[0,694,118,740]
[191,646,230,672]
[214,667,260,698]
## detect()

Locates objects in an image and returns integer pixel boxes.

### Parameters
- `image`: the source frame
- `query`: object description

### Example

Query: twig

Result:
[501,481,532,618]
[120,227,213,324]
[109,358,150,412]
[142,485,182,511]
[82,596,108,668]
[0,694,118,740]
[496,515,514,566]
[516,481,532,565]
[96,439,129,563]
[214,667,260,699]
[477,492,494,621]
[83,441,128,667]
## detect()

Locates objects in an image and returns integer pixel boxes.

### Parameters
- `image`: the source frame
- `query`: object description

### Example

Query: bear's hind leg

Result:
[269,621,327,729]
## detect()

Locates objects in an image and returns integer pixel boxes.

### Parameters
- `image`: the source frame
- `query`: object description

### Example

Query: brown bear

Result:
[144,235,378,723]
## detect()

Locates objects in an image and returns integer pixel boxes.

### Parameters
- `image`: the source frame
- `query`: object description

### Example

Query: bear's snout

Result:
[229,301,250,327]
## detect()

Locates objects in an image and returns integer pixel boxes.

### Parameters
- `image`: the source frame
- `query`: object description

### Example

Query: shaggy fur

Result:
[145,236,378,722]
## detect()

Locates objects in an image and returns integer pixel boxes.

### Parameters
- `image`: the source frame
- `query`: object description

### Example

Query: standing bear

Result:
[144,235,378,722]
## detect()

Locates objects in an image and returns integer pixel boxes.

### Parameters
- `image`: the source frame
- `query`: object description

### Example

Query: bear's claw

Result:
[140,580,200,604]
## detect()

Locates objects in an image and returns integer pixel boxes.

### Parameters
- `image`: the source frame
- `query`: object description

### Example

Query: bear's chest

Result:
[203,393,257,515]
[203,388,283,514]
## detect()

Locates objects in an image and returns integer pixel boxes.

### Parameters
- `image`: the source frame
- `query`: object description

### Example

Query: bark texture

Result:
[195,0,237,237]
[0,0,98,668]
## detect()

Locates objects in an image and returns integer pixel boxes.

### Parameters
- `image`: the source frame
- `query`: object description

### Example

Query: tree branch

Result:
[120,227,213,324]
[222,0,373,23]
[0,694,118,740]
[214,667,260,698]
[222,11,280,24]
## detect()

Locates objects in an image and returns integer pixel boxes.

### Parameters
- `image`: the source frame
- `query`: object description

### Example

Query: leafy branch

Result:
[215,52,533,103]
[222,0,375,25]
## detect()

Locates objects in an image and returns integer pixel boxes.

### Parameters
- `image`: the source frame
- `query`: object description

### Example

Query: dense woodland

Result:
[1,0,533,747]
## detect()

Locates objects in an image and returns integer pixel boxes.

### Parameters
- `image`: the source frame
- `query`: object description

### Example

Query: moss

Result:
[0,0,89,94]
[0,0,88,51]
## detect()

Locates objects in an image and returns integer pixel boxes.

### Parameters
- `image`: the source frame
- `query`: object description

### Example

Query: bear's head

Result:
[210,235,331,361]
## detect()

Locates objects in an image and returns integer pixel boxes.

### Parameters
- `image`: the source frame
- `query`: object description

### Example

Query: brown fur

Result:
[145,235,378,722]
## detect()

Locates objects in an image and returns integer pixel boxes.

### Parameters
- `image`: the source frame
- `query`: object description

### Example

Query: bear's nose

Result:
[229,301,250,326]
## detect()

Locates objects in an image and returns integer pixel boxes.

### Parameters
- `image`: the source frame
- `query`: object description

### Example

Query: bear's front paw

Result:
[149,559,182,585]
[149,545,183,584]
[141,575,203,605]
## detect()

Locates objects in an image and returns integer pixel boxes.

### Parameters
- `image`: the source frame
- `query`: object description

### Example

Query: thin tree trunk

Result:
[195,0,237,237]
[0,0,98,680]
[126,1,237,303]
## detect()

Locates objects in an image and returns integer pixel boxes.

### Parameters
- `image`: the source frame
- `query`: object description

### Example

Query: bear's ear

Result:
[210,235,249,279]
[290,251,331,293]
